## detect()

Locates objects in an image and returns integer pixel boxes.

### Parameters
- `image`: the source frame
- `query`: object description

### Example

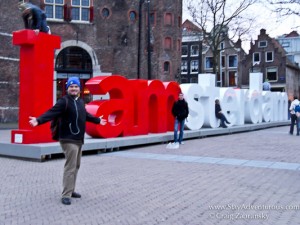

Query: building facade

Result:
[181,20,246,87]
[181,20,202,83]
[277,31,300,67]
[0,0,182,123]
[241,29,300,98]
[202,35,246,87]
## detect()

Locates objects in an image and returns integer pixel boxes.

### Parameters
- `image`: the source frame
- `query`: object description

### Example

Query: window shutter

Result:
[64,4,72,22]
[89,6,94,22]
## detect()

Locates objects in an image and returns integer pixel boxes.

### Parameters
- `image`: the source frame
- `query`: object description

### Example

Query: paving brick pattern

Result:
[1,126,300,225]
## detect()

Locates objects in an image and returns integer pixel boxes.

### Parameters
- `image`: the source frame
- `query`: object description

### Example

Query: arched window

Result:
[56,47,92,73]
[164,37,172,50]
[164,13,172,25]
[55,47,93,102]
[164,61,170,73]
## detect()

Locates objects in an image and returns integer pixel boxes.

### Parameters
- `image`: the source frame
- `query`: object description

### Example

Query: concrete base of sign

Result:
[0,121,289,162]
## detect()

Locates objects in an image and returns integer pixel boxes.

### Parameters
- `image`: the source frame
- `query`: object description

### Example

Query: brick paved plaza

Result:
[1,125,300,225]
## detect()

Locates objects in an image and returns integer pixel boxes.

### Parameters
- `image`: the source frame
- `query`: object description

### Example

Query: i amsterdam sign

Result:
[11,30,288,144]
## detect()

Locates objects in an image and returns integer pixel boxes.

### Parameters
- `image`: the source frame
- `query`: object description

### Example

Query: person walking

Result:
[290,96,300,135]
[294,103,300,136]
[215,99,230,128]
[171,93,189,145]
[29,77,107,205]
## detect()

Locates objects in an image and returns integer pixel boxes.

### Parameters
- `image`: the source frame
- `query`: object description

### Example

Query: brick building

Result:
[0,0,182,123]
[241,29,300,98]
[181,20,246,87]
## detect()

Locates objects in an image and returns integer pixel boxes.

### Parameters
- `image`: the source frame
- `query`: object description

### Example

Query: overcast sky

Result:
[182,1,299,52]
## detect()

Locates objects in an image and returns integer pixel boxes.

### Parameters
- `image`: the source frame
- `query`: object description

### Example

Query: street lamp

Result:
[146,0,151,80]
[137,0,151,80]
[220,49,224,87]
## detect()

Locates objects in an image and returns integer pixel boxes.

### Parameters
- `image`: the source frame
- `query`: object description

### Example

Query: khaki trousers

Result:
[60,142,82,198]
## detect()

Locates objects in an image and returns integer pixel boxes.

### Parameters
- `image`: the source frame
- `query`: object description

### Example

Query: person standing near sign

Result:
[172,93,189,145]
[29,77,107,205]
[289,96,299,135]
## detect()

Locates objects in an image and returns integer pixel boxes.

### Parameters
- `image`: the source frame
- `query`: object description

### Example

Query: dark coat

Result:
[215,103,222,119]
[23,3,49,33]
[172,99,189,121]
[37,95,100,143]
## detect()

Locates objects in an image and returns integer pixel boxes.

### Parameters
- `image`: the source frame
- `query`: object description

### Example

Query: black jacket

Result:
[37,95,100,142]
[172,99,189,121]
[215,103,222,119]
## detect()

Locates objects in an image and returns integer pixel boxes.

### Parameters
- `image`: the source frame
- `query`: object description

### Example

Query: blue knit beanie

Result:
[66,77,81,89]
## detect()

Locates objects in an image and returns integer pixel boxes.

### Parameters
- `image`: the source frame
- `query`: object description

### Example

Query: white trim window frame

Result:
[258,40,267,48]
[45,0,64,21]
[281,41,290,48]
[265,51,274,62]
[253,52,260,65]
[190,45,199,56]
[181,45,188,57]
[190,60,199,74]
[266,67,278,81]
[228,54,238,68]
[181,60,188,74]
[71,0,90,22]
[220,41,225,50]
[205,56,213,70]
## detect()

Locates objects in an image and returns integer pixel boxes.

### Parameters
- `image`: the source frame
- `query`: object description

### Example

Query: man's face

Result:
[179,94,184,100]
[67,84,80,96]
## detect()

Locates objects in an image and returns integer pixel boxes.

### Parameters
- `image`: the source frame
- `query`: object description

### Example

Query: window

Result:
[149,12,156,26]
[181,78,188,83]
[221,55,225,68]
[181,60,188,74]
[164,13,172,25]
[205,57,213,69]
[220,42,225,50]
[253,52,260,64]
[45,0,64,20]
[287,55,295,63]
[190,60,199,74]
[101,8,110,18]
[129,11,137,22]
[72,0,90,22]
[266,51,273,62]
[250,67,261,73]
[164,37,172,50]
[190,77,198,83]
[190,45,199,56]
[56,47,92,72]
[164,62,170,72]
[228,55,238,68]
[281,42,290,48]
[259,41,267,48]
[181,46,188,57]
[266,67,278,81]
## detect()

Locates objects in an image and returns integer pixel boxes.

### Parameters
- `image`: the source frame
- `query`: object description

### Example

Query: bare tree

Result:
[267,0,300,17]
[185,0,259,75]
